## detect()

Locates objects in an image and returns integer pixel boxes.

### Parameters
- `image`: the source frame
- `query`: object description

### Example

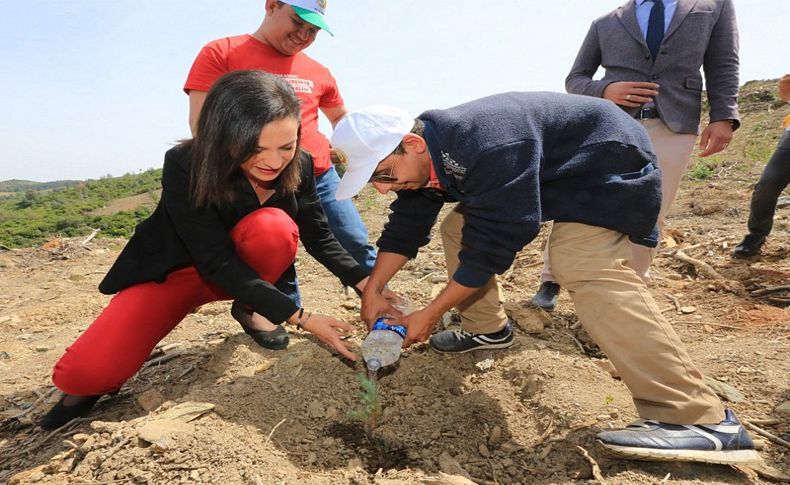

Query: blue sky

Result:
[1,0,786,182]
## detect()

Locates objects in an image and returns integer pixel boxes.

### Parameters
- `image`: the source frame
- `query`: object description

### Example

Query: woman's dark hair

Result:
[188,70,302,207]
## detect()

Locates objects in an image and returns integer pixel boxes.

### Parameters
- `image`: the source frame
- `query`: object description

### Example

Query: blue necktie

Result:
[646,0,665,61]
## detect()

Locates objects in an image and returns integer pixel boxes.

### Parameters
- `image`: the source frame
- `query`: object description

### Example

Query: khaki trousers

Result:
[440,207,509,334]
[442,208,724,423]
[541,119,697,283]
[628,119,698,279]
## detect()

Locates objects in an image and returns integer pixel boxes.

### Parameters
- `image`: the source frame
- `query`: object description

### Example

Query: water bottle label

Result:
[372,318,407,339]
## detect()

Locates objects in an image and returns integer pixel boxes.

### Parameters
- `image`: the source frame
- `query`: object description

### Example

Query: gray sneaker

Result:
[596,409,761,465]
[429,321,514,353]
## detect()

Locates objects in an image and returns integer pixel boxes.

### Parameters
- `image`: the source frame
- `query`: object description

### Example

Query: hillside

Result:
[0,169,162,247]
[0,180,80,194]
[0,81,789,484]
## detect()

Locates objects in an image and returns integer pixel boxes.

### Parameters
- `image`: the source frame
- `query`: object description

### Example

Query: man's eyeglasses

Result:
[369,160,397,183]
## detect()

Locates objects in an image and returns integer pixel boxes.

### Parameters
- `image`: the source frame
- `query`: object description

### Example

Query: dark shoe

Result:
[596,408,761,465]
[531,281,560,311]
[39,394,103,430]
[231,301,289,350]
[429,321,514,353]
[732,234,765,258]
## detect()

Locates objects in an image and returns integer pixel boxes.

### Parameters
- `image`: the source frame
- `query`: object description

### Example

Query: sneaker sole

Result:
[430,339,514,354]
[596,440,763,465]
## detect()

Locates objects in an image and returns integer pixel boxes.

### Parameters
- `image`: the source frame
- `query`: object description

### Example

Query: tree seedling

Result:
[349,372,382,439]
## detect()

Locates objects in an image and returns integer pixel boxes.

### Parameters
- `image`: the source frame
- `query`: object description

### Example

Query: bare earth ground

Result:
[2,102,790,482]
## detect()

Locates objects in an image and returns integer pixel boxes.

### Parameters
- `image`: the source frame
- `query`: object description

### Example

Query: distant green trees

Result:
[0,179,80,193]
[0,169,162,247]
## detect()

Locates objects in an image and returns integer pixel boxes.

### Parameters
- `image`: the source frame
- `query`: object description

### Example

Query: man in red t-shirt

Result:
[184,0,377,310]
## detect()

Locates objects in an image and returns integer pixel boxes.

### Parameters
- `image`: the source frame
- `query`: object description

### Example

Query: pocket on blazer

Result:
[684,77,703,91]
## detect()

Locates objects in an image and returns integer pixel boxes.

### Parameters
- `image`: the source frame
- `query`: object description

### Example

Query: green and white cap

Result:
[281,0,332,36]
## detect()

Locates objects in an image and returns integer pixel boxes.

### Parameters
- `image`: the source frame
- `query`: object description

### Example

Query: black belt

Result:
[635,108,660,120]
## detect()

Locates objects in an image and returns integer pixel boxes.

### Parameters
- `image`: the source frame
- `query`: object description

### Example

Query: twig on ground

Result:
[418,271,441,282]
[266,417,287,442]
[143,349,188,368]
[664,293,682,312]
[673,251,724,279]
[488,459,497,484]
[662,237,729,255]
[469,477,496,485]
[5,417,87,459]
[522,260,546,269]
[80,229,100,246]
[751,285,790,296]
[671,320,743,330]
[14,387,57,419]
[176,364,195,380]
[575,445,606,483]
[158,342,183,352]
[661,473,671,482]
[564,329,586,355]
[532,417,555,447]
[73,479,133,485]
[744,420,790,449]
[94,435,132,470]
[748,418,781,426]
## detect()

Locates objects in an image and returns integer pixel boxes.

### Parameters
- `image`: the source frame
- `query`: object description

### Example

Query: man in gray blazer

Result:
[533,0,740,310]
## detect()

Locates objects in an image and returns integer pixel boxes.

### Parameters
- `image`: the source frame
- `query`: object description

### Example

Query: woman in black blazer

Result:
[41,71,373,430]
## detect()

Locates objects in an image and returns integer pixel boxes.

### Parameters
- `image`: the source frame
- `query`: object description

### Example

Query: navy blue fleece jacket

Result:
[377,91,662,288]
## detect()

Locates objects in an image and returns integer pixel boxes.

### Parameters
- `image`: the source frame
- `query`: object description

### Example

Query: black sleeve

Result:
[161,150,298,324]
[293,155,370,287]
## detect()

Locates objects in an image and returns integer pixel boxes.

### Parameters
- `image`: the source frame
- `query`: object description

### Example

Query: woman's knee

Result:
[52,351,130,395]
[231,208,299,282]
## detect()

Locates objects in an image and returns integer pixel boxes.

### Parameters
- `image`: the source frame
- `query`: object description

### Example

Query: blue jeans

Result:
[275,265,301,307]
[278,166,377,306]
[315,166,377,271]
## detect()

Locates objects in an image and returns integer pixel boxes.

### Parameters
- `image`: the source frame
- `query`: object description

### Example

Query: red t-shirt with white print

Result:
[184,34,344,176]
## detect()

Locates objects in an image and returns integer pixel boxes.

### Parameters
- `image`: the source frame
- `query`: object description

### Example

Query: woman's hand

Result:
[300,313,357,361]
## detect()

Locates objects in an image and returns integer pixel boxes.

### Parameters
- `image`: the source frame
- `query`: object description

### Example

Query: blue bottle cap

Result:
[372,318,407,339]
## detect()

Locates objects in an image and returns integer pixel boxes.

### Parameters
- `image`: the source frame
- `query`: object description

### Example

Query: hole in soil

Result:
[326,422,420,473]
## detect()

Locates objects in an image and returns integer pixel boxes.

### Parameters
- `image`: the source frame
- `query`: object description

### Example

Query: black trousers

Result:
[747,130,790,238]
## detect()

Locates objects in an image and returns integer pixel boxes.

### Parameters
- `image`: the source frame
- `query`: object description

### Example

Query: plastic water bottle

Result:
[361,318,407,372]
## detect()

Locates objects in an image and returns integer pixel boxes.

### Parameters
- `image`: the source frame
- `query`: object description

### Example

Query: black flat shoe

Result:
[732,234,765,258]
[230,301,289,350]
[39,394,103,430]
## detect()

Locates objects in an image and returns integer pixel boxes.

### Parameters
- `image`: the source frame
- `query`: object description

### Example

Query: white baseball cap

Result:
[331,105,414,200]
[280,0,333,35]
